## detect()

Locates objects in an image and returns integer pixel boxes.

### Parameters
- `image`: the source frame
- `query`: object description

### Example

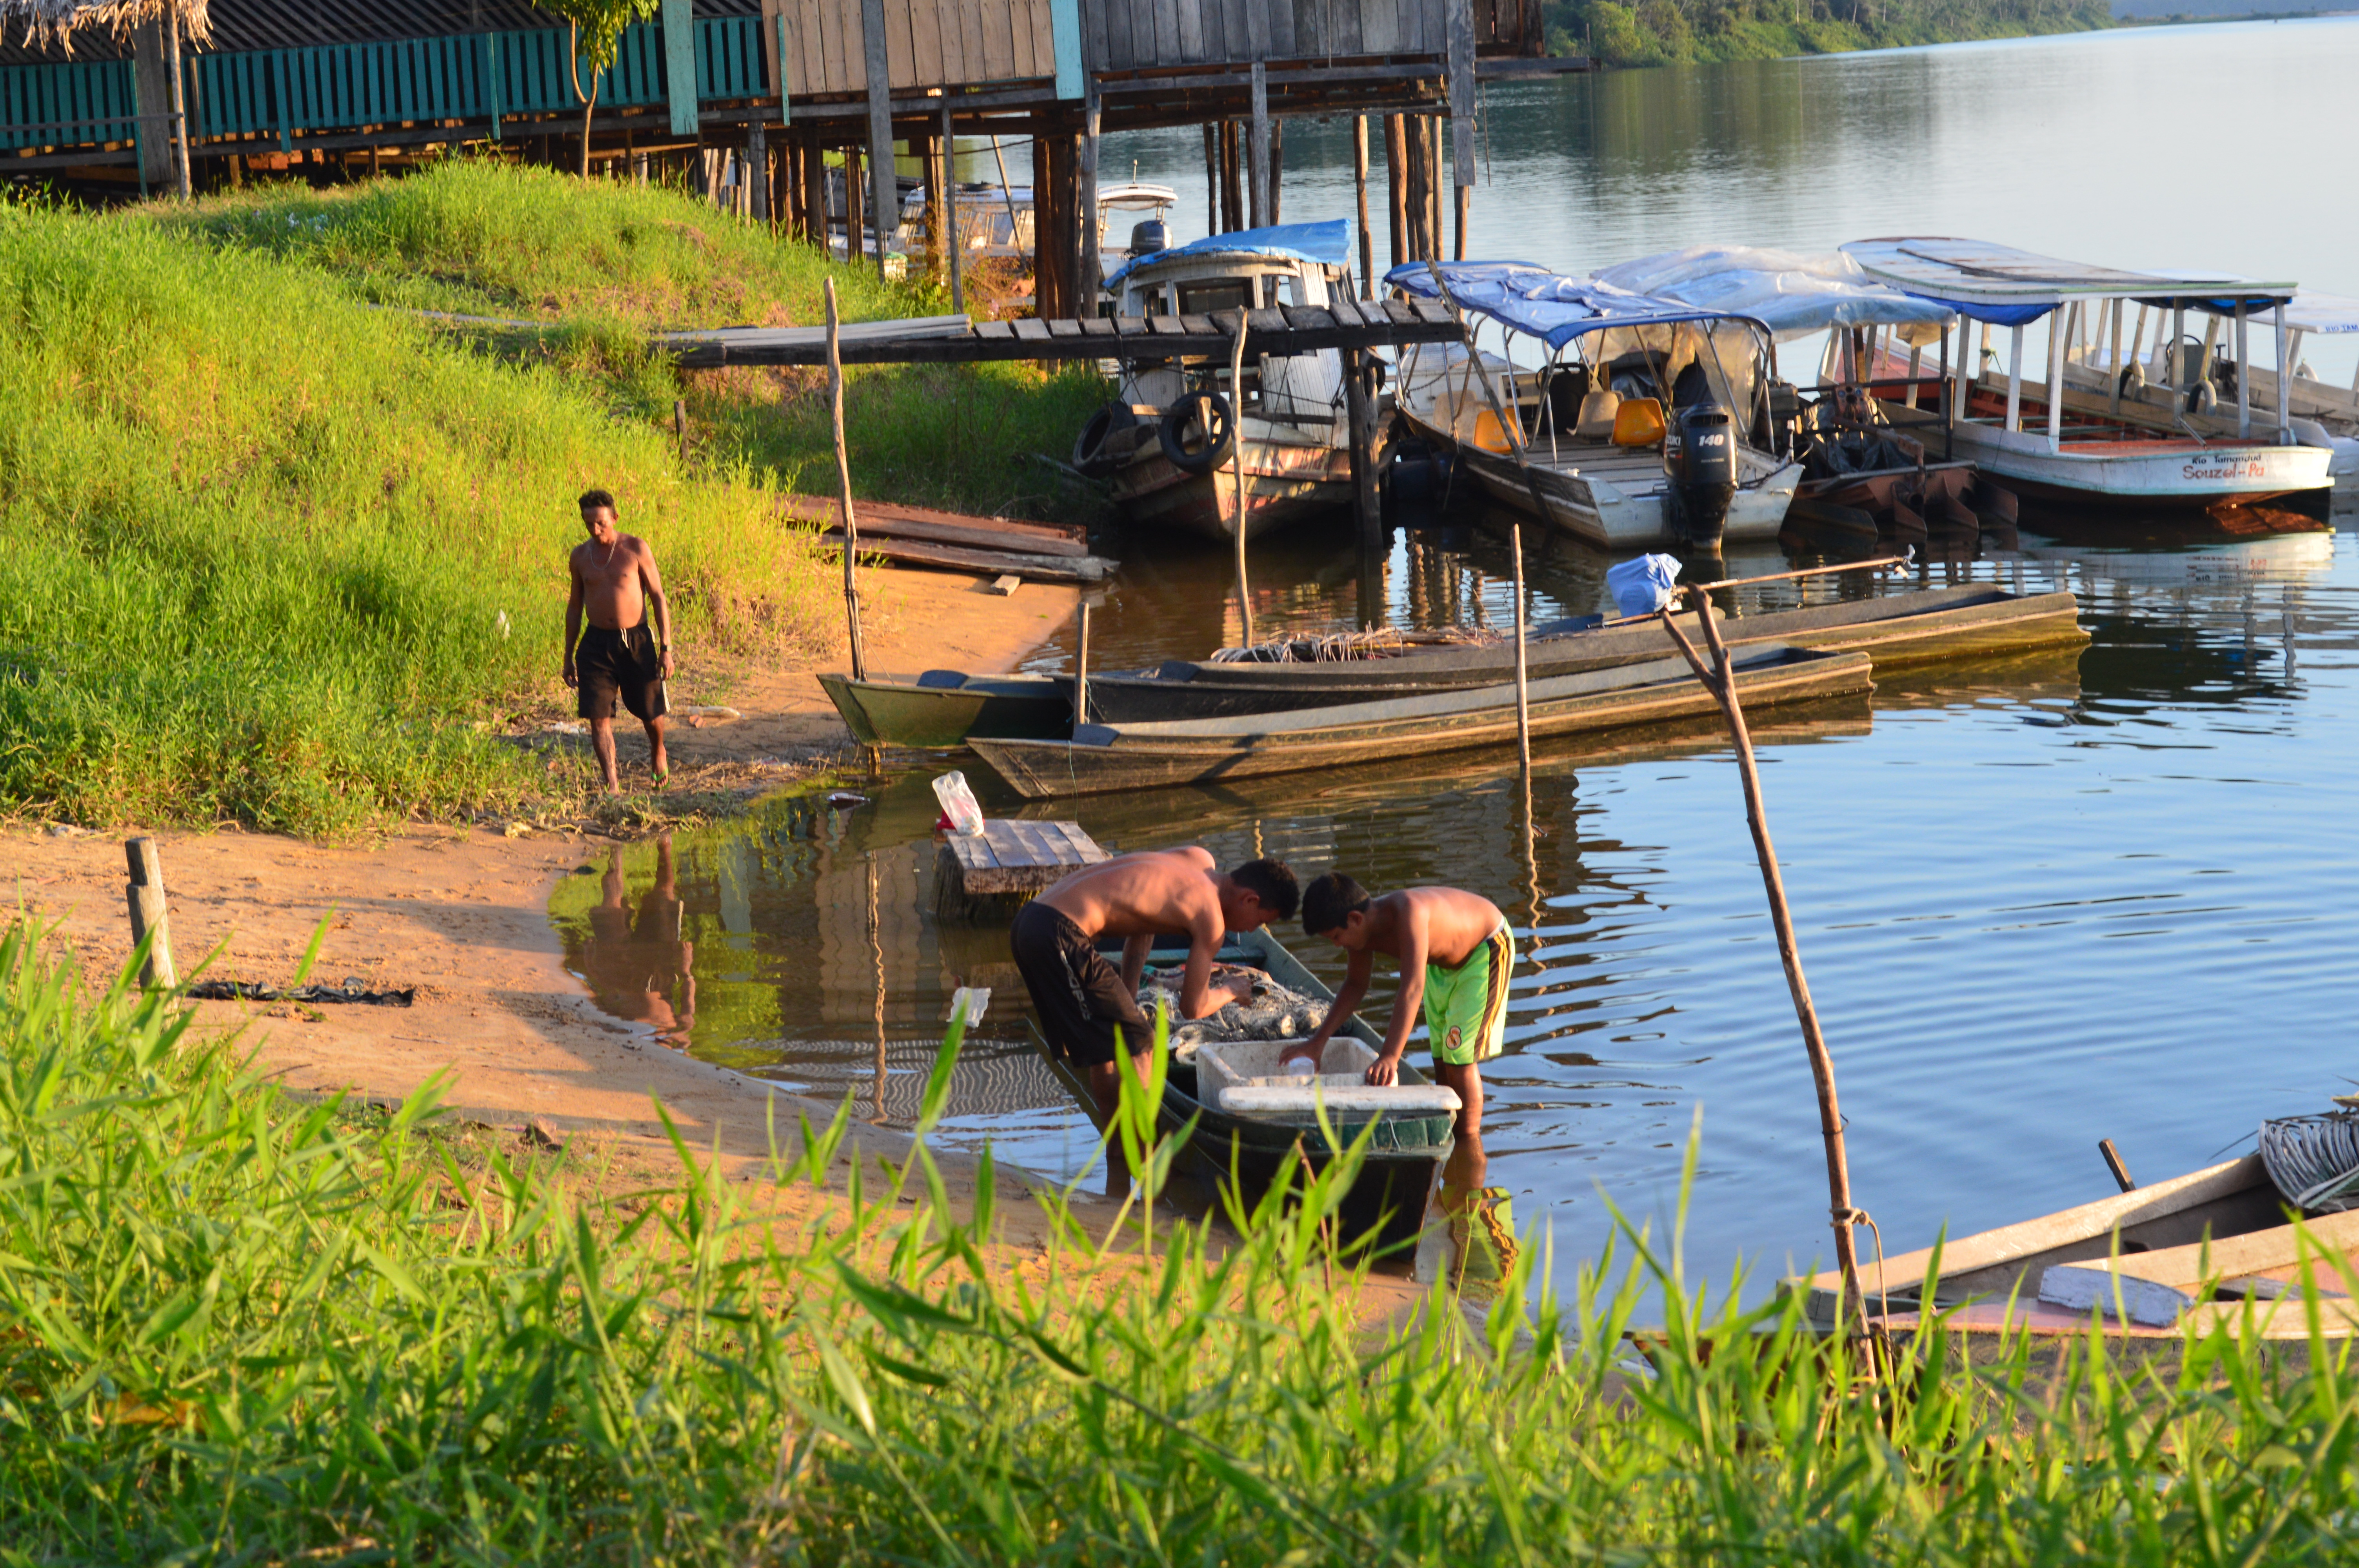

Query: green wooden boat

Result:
[816,670,1071,749]
[1032,926,1452,1256]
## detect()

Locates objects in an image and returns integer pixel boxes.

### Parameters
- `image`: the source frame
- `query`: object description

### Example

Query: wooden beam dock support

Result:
[941,101,962,310]
[1080,78,1102,314]
[1247,61,1270,228]
[1383,113,1407,271]
[1353,115,1373,298]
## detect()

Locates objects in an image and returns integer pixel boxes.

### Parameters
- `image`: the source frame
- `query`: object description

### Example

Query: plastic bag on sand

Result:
[932,770,986,837]
[1607,554,1683,619]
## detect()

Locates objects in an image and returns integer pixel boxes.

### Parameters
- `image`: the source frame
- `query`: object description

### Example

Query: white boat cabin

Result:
[1102,221,1355,442]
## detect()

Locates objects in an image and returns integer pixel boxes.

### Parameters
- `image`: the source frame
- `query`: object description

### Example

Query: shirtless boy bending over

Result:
[1287,874,1513,1134]
[562,488,675,793]
[1011,848,1299,1120]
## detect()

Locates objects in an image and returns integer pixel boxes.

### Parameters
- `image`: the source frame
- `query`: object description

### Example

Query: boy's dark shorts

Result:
[1010,900,1154,1069]
[576,623,669,722]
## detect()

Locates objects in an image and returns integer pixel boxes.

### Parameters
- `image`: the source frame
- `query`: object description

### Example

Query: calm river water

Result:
[557,21,2359,1299]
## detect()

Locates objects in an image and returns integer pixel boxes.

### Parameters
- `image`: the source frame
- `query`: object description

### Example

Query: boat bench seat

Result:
[916,670,971,688]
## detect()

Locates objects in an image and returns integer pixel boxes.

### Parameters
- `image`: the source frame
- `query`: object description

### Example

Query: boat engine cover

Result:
[1130,218,1170,255]
[1670,401,1738,549]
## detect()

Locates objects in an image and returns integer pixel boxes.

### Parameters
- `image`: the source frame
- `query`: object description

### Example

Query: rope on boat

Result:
[2258,1111,2359,1212]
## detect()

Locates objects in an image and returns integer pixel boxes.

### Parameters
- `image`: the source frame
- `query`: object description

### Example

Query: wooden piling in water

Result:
[1080,81,1103,312]
[1345,349,1380,548]
[1353,116,1373,298]
[125,837,176,989]
[1247,62,1270,228]
[1267,119,1284,225]
[1227,312,1254,649]
[1383,114,1407,271]
[1656,599,1868,1333]
[1221,122,1244,234]
[1203,123,1219,236]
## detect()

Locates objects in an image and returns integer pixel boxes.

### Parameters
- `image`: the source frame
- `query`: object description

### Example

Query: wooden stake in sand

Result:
[124,837,176,989]
[1226,310,1255,650]
[1656,596,1866,1331]
[826,277,867,680]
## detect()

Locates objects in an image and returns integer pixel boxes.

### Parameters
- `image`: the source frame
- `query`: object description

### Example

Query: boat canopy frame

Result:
[1842,238,2305,452]
[1385,260,1783,477]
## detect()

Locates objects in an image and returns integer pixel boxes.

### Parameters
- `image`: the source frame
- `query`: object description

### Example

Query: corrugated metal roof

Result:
[4,0,760,65]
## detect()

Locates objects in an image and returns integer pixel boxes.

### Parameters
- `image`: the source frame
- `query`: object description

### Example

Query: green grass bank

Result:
[1547,0,2114,65]
[0,162,1104,836]
[10,928,2359,1563]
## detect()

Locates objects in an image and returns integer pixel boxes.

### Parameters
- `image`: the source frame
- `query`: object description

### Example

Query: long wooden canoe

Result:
[969,646,1874,799]
[1031,927,1451,1255]
[1085,586,2081,724]
[1784,1154,2359,1343]
[816,671,1070,749]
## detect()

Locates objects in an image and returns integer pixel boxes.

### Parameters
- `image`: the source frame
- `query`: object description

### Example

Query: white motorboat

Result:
[1385,262,1801,552]
[1840,238,2335,515]
[1074,220,1361,543]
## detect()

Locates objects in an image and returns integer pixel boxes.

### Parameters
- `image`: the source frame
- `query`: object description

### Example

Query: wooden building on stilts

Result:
[3,1,1585,314]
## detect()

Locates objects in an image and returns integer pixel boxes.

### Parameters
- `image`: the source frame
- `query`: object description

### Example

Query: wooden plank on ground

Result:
[813,531,1116,584]
[778,494,1089,553]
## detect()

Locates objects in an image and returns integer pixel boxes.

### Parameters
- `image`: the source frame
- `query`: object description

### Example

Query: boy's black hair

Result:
[1227,858,1300,922]
[578,488,618,514]
[1301,872,1372,936]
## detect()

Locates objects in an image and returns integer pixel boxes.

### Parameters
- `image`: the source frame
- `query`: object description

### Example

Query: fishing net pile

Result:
[2259,1109,2359,1212]
[1138,965,1331,1056]
[1207,626,1503,664]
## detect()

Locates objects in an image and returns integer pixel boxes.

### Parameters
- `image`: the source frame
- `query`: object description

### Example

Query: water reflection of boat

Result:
[970,647,1874,799]
[1031,926,1450,1255]
[2010,529,2335,590]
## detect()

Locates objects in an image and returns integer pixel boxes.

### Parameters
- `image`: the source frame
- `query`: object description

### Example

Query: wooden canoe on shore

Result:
[1085,586,2081,724]
[970,645,1873,798]
[1785,1153,2359,1343]
[817,671,1070,749]
[1031,927,1451,1255]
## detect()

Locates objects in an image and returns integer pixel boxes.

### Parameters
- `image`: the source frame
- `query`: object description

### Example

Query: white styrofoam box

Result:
[1193,1037,1459,1119]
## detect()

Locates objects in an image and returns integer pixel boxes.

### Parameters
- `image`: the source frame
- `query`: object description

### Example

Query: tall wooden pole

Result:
[860,0,894,283]
[1353,116,1374,298]
[1384,114,1407,271]
[1227,312,1254,650]
[1246,62,1269,227]
[164,8,191,200]
[1203,123,1219,238]
[941,100,962,312]
[1656,599,1866,1331]
[827,278,867,679]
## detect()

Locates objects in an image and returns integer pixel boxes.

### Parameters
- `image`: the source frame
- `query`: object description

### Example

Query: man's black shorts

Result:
[576,623,668,722]
[1010,901,1154,1069]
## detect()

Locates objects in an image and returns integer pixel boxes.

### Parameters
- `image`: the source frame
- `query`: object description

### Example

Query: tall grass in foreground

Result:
[9,923,2359,1563]
[0,192,833,833]
[154,160,1115,525]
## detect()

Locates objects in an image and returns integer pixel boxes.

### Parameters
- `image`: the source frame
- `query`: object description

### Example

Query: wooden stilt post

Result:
[748,120,769,223]
[1427,117,1443,260]
[124,837,176,989]
[1203,123,1219,236]
[1247,62,1269,228]
[827,278,866,679]
[860,0,894,282]
[1345,347,1379,548]
[1384,114,1407,270]
[846,143,865,267]
[1080,78,1102,314]
[1447,0,1476,261]
[1227,311,1254,649]
[164,11,191,200]
[1656,597,1867,1334]
[1353,116,1373,298]
[914,129,937,279]
[1267,118,1283,225]
[1221,121,1244,233]
[942,100,962,312]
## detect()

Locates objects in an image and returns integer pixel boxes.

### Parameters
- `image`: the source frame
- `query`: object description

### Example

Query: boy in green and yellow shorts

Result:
[1285,873,1515,1133]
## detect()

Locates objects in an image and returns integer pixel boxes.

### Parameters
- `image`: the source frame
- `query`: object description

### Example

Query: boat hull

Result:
[1087,587,2081,724]
[1909,394,2335,510]
[816,671,1071,749]
[1104,419,1354,542]
[971,646,1874,798]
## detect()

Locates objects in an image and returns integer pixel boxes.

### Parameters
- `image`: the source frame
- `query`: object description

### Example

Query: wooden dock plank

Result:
[939,818,1108,900]
[1047,318,1085,337]
[1080,316,1119,337]
[1013,317,1053,341]
[974,319,1018,340]
[1146,314,1188,335]
[1179,312,1218,336]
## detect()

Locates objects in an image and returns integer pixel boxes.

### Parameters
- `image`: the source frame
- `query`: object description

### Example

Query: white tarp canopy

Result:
[2286,292,2359,336]
[1592,245,1953,343]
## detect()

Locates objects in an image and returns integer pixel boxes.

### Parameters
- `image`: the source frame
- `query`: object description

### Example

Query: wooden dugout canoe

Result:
[969,645,1874,799]
[1084,586,2082,725]
[1031,926,1452,1255]
[1785,1154,2359,1343]
[816,671,1070,749]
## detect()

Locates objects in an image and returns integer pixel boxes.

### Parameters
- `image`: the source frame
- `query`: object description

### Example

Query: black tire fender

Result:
[1157,390,1235,475]
[1072,401,1138,477]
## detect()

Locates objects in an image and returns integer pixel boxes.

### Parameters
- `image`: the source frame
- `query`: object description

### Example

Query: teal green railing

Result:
[1,15,770,152]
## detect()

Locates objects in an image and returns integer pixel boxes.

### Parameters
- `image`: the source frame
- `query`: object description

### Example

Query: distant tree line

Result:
[1545,0,2115,65]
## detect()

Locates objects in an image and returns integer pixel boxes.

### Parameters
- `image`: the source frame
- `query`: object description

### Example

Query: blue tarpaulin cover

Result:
[1385,261,1770,352]
[1606,554,1683,618]
[1592,246,1954,343]
[1104,220,1354,289]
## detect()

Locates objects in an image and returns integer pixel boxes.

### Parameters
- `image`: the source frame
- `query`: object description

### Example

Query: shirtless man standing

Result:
[562,489,675,792]
[1010,848,1299,1120]
[1287,873,1514,1134]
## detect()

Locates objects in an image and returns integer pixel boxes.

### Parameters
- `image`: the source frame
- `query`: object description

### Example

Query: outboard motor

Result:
[1669,401,1738,550]
[1129,219,1170,257]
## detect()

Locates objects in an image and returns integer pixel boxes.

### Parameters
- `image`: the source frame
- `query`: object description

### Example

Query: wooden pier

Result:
[935,820,1109,920]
